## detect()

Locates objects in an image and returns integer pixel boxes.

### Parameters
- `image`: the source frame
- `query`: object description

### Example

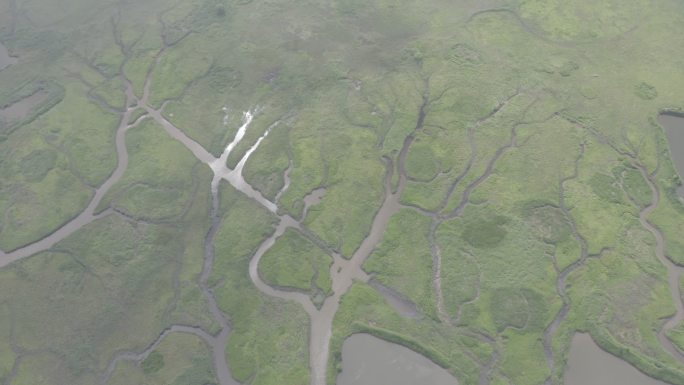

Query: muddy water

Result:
[659,113,684,198]
[336,334,457,385]
[0,90,49,123]
[564,333,668,385]
[0,41,17,71]
[275,161,292,204]
[218,130,278,212]
[202,174,241,385]
[301,187,326,218]
[216,111,253,170]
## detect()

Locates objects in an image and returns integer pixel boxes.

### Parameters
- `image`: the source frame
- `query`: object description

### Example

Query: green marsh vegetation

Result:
[110,333,217,385]
[2,0,684,384]
[260,228,333,303]
[213,185,310,385]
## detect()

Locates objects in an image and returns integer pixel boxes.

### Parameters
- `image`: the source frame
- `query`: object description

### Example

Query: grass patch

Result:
[109,333,216,385]
[364,209,437,318]
[260,228,333,299]
[3,0,684,384]
[212,185,309,385]
[141,351,165,374]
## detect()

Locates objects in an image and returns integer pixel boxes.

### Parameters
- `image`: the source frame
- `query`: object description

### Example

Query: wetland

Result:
[2,1,684,385]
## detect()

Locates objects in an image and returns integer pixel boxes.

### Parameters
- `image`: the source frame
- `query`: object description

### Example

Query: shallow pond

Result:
[0,90,49,123]
[564,333,668,385]
[336,333,457,385]
[659,113,684,198]
[0,41,17,71]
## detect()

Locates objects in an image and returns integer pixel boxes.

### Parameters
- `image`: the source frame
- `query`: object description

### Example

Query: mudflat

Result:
[565,333,668,385]
[659,113,684,198]
[336,333,457,385]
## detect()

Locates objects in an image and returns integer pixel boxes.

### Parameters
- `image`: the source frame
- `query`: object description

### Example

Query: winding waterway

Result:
[141,76,421,385]
[5,64,682,385]
[0,56,466,385]
[635,161,684,365]
[0,84,143,266]
[659,113,684,198]
[0,29,355,385]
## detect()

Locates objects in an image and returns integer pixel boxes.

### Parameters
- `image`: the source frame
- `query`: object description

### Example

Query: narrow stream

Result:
[101,325,218,384]
[542,144,588,383]
[0,84,144,266]
[202,171,240,385]
[636,162,684,364]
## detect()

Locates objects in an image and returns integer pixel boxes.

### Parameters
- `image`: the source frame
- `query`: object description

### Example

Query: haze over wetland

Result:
[2,1,684,385]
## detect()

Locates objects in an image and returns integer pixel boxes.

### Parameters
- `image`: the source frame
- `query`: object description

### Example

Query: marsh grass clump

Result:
[588,173,623,203]
[490,287,547,332]
[558,60,579,76]
[216,5,226,17]
[405,140,440,181]
[142,351,165,374]
[447,43,483,66]
[635,82,658,100]
[521,201,571,244]
[259,228,333,296]
[491,288,528,331]
[206,66,242,91]
[462,215,509,248]
[19,148,57,182]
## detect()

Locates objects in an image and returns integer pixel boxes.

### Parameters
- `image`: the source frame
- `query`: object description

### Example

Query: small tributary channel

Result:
[564,333,668,385]
[659,113,684,198]
[336,333,458,385]
[0,41,17,71]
